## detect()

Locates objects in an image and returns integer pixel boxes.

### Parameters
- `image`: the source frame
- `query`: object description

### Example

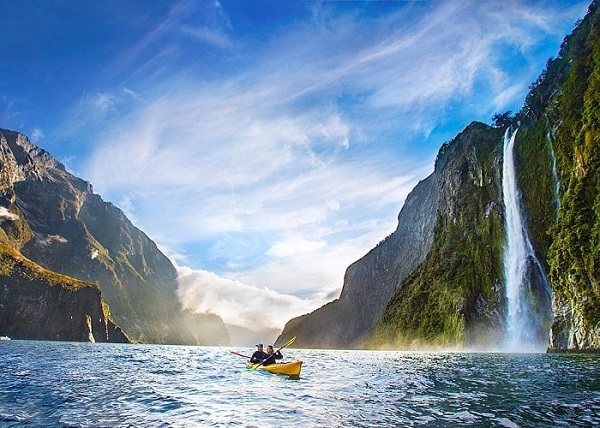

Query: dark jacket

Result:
[262,350,283,365]
[250,350,268,363]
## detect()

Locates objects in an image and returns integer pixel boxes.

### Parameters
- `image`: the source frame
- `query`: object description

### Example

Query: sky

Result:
[0,0,590,335]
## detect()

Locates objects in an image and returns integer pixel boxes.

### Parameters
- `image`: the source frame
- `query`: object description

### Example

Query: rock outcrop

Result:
[0,243,128,342]
[541,1,600,351]
[370,122,507,349]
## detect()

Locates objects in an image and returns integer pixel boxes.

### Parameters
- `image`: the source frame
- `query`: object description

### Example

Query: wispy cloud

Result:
[72,0,588,329]
[180,26,233,48]
[94,93,118,113]
[37,234,69,247]
[31,127,45,142]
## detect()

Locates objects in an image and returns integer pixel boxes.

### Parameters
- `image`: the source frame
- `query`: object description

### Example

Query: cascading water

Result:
[502,128,553,352]
[547,131,561,215]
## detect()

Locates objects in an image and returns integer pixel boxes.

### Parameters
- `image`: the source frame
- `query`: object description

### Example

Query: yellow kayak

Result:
[246,360,303,377]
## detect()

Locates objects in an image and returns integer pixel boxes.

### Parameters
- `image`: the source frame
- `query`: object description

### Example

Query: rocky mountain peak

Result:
[0,128,70,186]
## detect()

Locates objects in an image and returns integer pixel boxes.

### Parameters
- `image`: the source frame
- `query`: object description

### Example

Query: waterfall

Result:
[502,128,553,352]
[547,131,561,215]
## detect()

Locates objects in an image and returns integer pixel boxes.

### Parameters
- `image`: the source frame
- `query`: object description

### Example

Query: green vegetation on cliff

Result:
[513,121,558,263]
[369,123,506,349]
[370,1,600,350]
[0,243,97,292]
[546,1,600,336]
[0,242,129,342]
[513,1,599,347]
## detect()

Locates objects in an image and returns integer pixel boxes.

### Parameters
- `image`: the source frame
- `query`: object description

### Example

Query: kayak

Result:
[246,360,302,376]
[246,360,303,377]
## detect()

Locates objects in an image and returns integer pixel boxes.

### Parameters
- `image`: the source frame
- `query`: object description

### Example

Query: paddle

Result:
[250,336,296,370]
[230,351,252,359]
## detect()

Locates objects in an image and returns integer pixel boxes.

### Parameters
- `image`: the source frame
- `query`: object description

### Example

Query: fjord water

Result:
[1,341,599,427]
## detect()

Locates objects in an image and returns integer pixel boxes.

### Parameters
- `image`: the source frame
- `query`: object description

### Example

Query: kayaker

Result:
[250,343,268,363]
[262,344,283,365]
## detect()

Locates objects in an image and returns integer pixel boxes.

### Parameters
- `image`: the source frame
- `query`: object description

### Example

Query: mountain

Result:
[277,1,600,351]
[369,122,508,350]
[0,128,229,345]
[277,172,438,348]
[0,243,128,342]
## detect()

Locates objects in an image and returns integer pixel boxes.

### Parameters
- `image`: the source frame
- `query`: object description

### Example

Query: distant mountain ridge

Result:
[0,128,229,344]
[277,1,600,351]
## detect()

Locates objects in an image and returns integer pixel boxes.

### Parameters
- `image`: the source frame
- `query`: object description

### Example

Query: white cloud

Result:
[267,236,326,259]
[176,265,319,330]
[94,93,118,112]
[31,128,45,142]
[0,207,19,223]
[123,87,143,101]
[236,233,375,298]
[38,234,68,246]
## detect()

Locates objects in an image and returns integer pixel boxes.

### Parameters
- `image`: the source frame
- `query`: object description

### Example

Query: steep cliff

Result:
[516,0,600,350]
[370,122,506,349]
[0,128,229,345]
[277,172,438,348]
[279,1,600,351]
[374,1,600,351]
[0,243,128,342]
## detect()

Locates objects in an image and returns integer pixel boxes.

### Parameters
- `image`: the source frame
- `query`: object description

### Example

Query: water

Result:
[502,128,552,351]
[1,341,599,427]
[547,131,561,214]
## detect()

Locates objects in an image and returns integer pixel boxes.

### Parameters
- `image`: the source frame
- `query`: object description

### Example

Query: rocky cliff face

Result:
[276,172,438,348]
[0,243,128,342]
[370,122,507,349]
[279,1,600,351]
[530,1,600,351]
[0,128,229,345]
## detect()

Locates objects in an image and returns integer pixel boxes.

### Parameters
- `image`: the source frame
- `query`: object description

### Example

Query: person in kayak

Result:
[250,343,268,363]
[262,344,283,365]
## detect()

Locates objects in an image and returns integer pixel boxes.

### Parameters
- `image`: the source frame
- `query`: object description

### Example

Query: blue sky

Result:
[0,0,590,332]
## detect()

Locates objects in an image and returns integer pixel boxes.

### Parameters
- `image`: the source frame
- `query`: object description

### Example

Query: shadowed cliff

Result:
[0,243,128,342]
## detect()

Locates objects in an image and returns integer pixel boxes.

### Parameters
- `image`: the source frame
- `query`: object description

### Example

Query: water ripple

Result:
[0,343,599,426]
